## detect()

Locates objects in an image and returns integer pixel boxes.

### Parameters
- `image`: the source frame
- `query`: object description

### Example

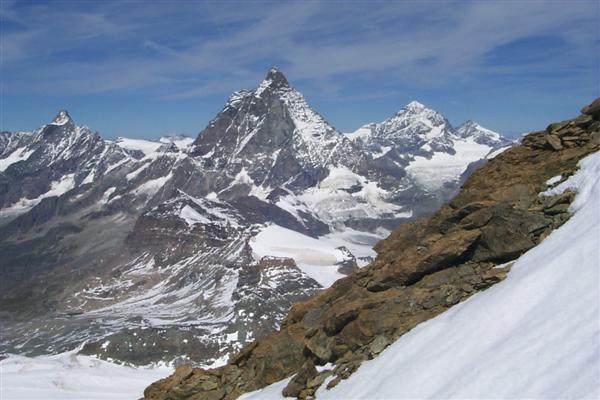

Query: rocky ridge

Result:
[144,99,600,399]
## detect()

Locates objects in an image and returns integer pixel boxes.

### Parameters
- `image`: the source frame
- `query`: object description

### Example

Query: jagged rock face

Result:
[143,99,599,400]
[192,68,372,193]
[0,110,128,210]
[0,76,357,366]
[455,120,511,146]
[1,191,322,365]
[355,101,456,155]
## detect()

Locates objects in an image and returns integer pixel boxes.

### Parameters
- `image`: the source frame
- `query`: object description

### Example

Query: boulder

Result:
[582,98,600,118]
[282,361,318,398]
[545,134,563,151]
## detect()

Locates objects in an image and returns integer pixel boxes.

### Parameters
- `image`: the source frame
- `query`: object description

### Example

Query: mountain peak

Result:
[456,120,506,145]
[404,100,427,112]
[256,67,290,96]
[461,120,478,128]
[265,67,289,85]
[50,109,73,126]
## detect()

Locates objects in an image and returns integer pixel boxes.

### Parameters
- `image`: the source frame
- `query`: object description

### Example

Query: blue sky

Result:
[1,0,598,139]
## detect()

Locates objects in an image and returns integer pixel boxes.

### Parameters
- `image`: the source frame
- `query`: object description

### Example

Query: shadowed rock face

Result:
[144,99,599,400]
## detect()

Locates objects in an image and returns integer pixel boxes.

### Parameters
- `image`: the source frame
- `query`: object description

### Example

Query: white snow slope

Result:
[242,151,600,399]
[406,138,492,190]
[0,350,172,400]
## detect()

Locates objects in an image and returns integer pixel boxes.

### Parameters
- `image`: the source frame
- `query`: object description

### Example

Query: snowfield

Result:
[0,350,172,400]
[242,151,600,399]
[406,138,496,190]
[1,173,76,219]
[250,224,378,287]
[0,146,35,171]
[114,136,193,156]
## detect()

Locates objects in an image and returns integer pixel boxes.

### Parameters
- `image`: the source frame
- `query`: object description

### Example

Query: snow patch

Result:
[0,147,35,172]
[486,145,511,159]
[3,174,76,215]
[159,136,194,150]
[133,173,172,197]
[406,138,492,190]
[250,224,378,287]
[115,138,162,156]
[545,174,562,187]
[100,187,117,204]
[179,205,211,225]
[50,110,71,125]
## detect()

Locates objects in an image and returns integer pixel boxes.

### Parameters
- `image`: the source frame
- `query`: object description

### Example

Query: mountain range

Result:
[0,68,512,365]
[147,99,598,400]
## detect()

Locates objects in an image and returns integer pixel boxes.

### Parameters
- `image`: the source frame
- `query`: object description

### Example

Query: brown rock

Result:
[282,361,318,398]
[590,131,600,144]
[545,134,563,150]
[326,376,342,390]
[368,335,389,356]
[544,203,570,215]
[189,389,225,400]
[542,190,575,208]
[581,98,600,118]
[546,121,569,133]
[308,371,331,389]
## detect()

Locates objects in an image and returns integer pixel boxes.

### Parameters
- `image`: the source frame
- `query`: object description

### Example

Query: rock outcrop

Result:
[144,99,599,399]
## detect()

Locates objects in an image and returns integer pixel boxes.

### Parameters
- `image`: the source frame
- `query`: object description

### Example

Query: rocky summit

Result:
[143,100,599,400]
[0,69,511,367]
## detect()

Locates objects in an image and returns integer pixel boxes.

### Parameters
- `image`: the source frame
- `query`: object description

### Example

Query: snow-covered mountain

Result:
[192,69,371,192]
[348,100,512,191]
[0,110,131,221]
[348,100,456,154]
[0,69,513,367]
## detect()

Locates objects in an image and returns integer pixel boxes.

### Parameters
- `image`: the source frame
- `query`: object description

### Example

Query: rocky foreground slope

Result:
[145,100,600,399]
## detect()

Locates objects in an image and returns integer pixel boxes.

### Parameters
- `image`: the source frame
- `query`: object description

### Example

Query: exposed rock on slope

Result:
[144,99,599,399]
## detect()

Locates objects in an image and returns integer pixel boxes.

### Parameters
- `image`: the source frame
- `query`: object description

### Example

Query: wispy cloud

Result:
[1,0,597,103]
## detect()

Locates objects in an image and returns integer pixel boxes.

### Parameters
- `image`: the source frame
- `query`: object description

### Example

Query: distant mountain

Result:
[347,101,512,191]
[0,110,130,217]
[192,68,371,192]
[348,100,456,154]
[0,69,513,367]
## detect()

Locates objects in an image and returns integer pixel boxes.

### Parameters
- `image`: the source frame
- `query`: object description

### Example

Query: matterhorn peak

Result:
[265,67,289,86]
[50,109,73,126]
[256,67,291,96]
